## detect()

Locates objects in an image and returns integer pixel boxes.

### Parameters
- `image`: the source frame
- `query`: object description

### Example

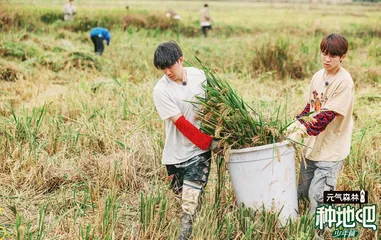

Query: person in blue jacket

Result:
[90,27,111,56]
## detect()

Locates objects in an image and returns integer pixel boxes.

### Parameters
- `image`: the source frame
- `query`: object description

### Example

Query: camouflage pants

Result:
[166,151,212,198]
[166,151,212,239]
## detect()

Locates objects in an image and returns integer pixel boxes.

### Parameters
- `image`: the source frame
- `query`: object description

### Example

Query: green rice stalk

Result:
[193,58,285,154]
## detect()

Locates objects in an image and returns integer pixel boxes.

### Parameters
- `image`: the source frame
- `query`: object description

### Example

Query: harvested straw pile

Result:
[122,14,148,30]
[0,60,24,81]
[0,41,40,61]
[39,54,66,72]
[0,10,14,31]
[196,62,286,152]
[122,13,178,31]
[65,51,102,71]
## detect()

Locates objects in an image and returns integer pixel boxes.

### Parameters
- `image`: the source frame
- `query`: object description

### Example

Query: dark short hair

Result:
[320,33,348,57]
[153,41,183,69]
[204,4,208,7]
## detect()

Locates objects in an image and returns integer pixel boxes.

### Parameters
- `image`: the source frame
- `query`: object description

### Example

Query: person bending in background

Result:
[152,41,218,240]
[286,33,354,238]
[63,0,76,21]
[89,27,111,56]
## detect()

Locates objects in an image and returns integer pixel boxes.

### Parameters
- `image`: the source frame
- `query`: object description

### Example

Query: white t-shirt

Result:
[303,67,354,161]
[63,3,76,21]
[153,67,209,165]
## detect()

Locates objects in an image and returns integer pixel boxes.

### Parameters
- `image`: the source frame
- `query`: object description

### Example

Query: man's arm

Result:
[206,10,211,21]
[154,88,213,150]
[169,113,182,123]
[104,30,111,46]
[287,110,337,142]
[300,110,336,136]
[170,113,212,150]
[296,103,311,119]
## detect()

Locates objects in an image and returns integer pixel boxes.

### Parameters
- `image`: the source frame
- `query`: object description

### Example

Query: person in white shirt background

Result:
[63,0,76,21]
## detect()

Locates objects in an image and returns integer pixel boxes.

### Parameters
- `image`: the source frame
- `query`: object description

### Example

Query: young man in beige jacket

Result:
[200,4,212,37]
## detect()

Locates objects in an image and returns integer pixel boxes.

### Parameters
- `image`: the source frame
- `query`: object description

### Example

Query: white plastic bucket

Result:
[227,141,298,225]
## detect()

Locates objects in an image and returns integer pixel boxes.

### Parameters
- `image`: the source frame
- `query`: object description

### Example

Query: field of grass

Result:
[0,0,380,239]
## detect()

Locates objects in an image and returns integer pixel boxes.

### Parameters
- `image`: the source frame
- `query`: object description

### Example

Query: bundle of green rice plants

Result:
[193,59,299,232]
[194,59,287,155]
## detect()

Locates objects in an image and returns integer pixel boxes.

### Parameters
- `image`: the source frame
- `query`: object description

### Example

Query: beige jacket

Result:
[200,7,211,25]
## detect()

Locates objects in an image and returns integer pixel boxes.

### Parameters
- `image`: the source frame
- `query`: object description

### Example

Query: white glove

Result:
[209,139,219,150]
[287,124,308,143]
[285,120,302,136]
[210,139,224,154]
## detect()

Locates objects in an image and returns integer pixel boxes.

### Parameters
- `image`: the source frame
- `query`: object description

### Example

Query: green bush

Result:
[40,11,62,24]
[251,37,319,79]
[72,17,99,32]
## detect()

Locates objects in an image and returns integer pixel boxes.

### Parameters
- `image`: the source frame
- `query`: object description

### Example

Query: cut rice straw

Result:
[192,57,286,157]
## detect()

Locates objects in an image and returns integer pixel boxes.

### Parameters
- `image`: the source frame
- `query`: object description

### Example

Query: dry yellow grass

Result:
[0,1,380,239]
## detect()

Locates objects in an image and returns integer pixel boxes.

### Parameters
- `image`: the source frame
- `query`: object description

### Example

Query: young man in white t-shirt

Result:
[153,41,217,240]
[286,33,354,218]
